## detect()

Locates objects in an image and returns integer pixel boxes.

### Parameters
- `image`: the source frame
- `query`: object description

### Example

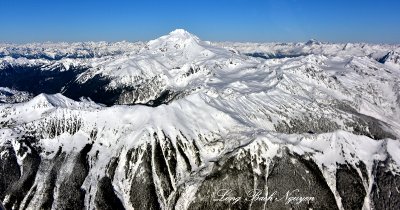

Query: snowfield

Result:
[1,30,400,210]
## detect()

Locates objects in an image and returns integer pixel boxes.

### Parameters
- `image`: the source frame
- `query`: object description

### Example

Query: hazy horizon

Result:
[1,0,400,44]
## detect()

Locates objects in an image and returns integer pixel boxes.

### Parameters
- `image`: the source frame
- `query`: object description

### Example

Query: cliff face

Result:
[1,127,399,210]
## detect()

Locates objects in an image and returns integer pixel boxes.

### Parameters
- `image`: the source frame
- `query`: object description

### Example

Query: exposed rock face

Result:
[371,158,400,210]
[189,150,339,210]
[54,144,92,210]
[336,164,367,210]
[0,144,21,201]
[1,132,399,210]
[94,177,125,210]
[2,140,41,210]
[38,148,66,210]
[126,144,162,210]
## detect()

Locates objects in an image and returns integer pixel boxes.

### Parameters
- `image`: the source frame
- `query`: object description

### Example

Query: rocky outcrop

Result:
[2,140,41,210]
[1,130,398,210]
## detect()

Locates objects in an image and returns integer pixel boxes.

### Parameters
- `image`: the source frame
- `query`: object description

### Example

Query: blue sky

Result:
[1,0,399,43]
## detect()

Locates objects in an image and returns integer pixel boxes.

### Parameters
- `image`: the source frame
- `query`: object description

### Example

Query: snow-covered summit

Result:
[29,93,77,108]
[69,29,246,105]
[147,29,201,49]
[143,29,221,59]
[379,50,400,68]
[22,93,100,111]
[305,38,322,45]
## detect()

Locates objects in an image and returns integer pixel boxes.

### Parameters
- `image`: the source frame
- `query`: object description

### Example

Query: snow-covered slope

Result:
[1,30,400,210]
[69,29,246,105]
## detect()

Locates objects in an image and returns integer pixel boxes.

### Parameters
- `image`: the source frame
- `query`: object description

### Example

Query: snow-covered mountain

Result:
[1,30,400,210]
